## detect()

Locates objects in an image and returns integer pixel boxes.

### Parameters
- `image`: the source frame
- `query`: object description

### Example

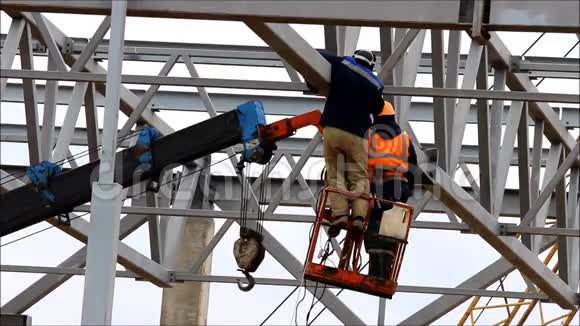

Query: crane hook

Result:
[237,269,255,292]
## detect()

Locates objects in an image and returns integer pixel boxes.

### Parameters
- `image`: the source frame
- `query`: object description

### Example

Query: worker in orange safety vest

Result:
[365,101,417,280]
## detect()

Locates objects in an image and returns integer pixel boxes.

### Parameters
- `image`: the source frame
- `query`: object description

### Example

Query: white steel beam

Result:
[430,29,448,172]
[48,215,171,289]
[265,134,322,214]
[281,59,301,82]
[66,205,580,237]
[336,26,360,56]
[556,158,569,285]
[0,265,560,301]
[377,29,420,81]
[490,68,506,176]
[476,47,492,212]
[493,101,524,216]
[323,25,338,54]
[523,141,580,226]
[521,142,578,259]
[459,163,480,201]
[565,168,579,290]
[7,83,577,126]
[531,144,563,253]
[18,23,41,165]
[422,163,577,309]
[0,18,25,102]
[0,1,465,29]
[29,13,68,72]
[399,237,559,325]
[70,16,111,72]
[81,2,128,323]
[51,82,89,162]
[395,30,426,131]
[487,32,577,152]
[2,1,578,32]
[3,68,580,103]
[40,55,58,161]
[517,103,532,218]
[530,120,545,204]
[83,82,100,161]
[379,27,395,104]
[444,30,462,143]
[447,40,484,172]
[8,11,174,136]
[245,21,331,94]
[118,54,179,137]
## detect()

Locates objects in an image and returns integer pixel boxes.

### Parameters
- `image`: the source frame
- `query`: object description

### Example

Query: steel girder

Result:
[4,68,580,104]
[1,0,579,32]
[2,11,174,135]
[3,84,579,127]
[486,32,577,152]
[3,34,579,79]
[0,264,560,301]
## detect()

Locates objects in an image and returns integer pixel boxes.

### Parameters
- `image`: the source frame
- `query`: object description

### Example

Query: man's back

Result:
[318,53,384,138]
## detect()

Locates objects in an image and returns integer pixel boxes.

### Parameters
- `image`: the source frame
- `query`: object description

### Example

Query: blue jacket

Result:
[314,52,385,138]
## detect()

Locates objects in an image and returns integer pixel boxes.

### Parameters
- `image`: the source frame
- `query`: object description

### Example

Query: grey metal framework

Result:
[0,0,578,324]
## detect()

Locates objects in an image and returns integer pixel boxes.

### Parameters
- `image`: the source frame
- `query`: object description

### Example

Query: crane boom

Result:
[0,101,321,236]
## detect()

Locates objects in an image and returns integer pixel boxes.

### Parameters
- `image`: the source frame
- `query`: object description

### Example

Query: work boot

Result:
[368,252,381,278]
[351,216,365,232]
[368,252,394,280]
[383,254,394,280]
[326,215,348,237]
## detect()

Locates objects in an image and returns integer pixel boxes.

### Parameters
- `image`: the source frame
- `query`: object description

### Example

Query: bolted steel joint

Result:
[498,223,509,236]
[62,37,74,55]
[168,271,178,283]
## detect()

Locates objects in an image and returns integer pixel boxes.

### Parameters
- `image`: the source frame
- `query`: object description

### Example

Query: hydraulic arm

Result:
[0,101,321,237]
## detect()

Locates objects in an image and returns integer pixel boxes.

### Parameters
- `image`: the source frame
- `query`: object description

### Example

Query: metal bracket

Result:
[510,56,524,73]
[62,37,74,55]
[471,0,490,44]
[33,42,47,53]
[168,271,180,283]
[498,223,509,236]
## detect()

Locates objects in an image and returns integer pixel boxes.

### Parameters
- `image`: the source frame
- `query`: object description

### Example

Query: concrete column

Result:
[160,218,215,325]
[160,160,214,325]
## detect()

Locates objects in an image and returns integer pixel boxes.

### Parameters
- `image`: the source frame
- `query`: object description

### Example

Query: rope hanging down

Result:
[234,161,270,291]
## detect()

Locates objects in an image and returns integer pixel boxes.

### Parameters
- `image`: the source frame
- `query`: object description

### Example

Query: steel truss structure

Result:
[0,1,578,324]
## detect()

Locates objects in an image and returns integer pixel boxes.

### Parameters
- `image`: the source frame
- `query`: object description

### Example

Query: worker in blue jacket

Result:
[308,49,384,236]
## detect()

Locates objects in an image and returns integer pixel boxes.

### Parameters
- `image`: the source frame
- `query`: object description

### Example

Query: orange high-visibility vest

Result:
[368,131,410,181]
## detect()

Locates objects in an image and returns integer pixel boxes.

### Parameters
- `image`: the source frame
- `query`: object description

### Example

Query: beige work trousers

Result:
[323,126,370,218]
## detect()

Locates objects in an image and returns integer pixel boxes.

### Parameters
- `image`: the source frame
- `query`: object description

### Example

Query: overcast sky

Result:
[1,11,579,325]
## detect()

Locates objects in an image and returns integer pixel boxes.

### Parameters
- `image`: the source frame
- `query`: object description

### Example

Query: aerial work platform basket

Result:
[304,187,413,298]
